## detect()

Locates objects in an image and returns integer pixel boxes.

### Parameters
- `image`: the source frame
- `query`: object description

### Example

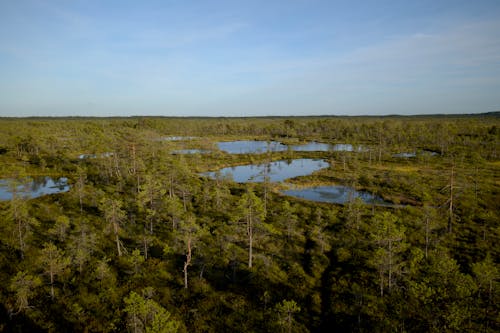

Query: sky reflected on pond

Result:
[203,159,329,183]
[0,177,70,201]
[282,185,389,205]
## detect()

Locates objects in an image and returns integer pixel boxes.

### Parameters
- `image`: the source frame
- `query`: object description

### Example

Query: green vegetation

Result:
[0,114,498,332]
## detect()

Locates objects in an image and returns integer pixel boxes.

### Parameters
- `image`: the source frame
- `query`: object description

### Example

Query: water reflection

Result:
[217,141,287,154]
[291,142,365,152]
[393,152,416,158]
[282,185,389,205]
[203,159,329,183]
[393,150,439,158]
[217,140,365,154]
[157,136,197,141]
[78,152,113,159]
[171,149,210,154]
[0,177,70,201]
[290,142,332,152]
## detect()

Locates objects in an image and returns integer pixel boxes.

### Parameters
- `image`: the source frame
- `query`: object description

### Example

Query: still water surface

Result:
[171,149,210,154]
[217,141,364,154]
[203,159,329,183]
[282,185,389,205]
[0,177,70,201]
[217,141,287,154]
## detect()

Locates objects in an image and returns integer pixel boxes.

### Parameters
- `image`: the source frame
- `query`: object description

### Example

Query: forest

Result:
[0,114,498,332]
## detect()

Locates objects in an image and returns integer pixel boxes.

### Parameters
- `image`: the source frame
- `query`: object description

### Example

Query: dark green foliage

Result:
[0,115,498,332]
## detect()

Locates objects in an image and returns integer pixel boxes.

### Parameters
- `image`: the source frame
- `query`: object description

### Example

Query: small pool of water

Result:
[78,152,113,159]
[171,149,210,154]
[217,141,287,154]
[393,152,417,158]
[79,154,97,159]
[203,159,329,183]
[0,177,70,201]
[291,142,364,152]
[217,140,364,154]
[157,136,197,141]
[393,150,439,158]
[282,185,389,205]
[291,142,332,152]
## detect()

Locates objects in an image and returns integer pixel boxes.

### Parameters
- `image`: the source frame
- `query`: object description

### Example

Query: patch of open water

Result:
[203,158,329,183]
[0,177,70,201]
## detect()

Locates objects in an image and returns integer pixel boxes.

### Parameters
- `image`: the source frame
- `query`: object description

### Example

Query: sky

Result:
[0,0,499,117]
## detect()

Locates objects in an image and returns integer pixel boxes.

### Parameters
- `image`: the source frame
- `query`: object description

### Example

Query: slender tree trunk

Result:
[248,232,253,268]
[248,214,253,269]
[149,193,154,234]
[130,144,136,175]
[113,154,121,178]
[425,217,430,259]
[136,175,140,195]
[12,199,26,259]
[448,166,454,233]
[378,131,383,163]
[263,184,268,214]
[77,173,85,214]
[50,271,55,299]
[17,219,25,259]
[49,247,55,299]
[132,312,138,333]
[184,238,192,289]
[79,225,86,272]
[388,240,393,293]
[199,264,205,279]
[182,191,187,212]
[287,311,292,333]
[379,270,384,297]
[143,233,149,260]
[169,175,173,198]
[114,223,122,257]
[489,279,493,302]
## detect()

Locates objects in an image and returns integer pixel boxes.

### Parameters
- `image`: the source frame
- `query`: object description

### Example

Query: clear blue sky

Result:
[1,0,499,117]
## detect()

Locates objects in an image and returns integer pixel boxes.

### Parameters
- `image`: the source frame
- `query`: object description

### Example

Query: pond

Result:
[78,152,113,159]
[291,142,364,152]
[157,136,197,141]
[203,158,329,183]
[290,142,332,152]
[393,152,416,158]
[393,150,439,158]
[217,140,365,154]
[0,177,70,201]
[217,141,287,154]
[171,149,210,154]
[282,185,389,205]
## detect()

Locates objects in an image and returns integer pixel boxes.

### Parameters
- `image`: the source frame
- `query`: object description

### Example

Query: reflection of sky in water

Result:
[204,159,329,183]
[79,152,113,159]
[217,141,287,154]
[171,149,210,154]
[393,152,416,158]
[291,142,364,152]
[0,177,70,201]
[290,142,332,151]
[217,140,365,154]
[283,185,389,205]
[393,151,439,158]
[157,136,197,141]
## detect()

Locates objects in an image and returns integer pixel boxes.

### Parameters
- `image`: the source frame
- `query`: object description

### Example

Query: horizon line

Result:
[0,111,499,120]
